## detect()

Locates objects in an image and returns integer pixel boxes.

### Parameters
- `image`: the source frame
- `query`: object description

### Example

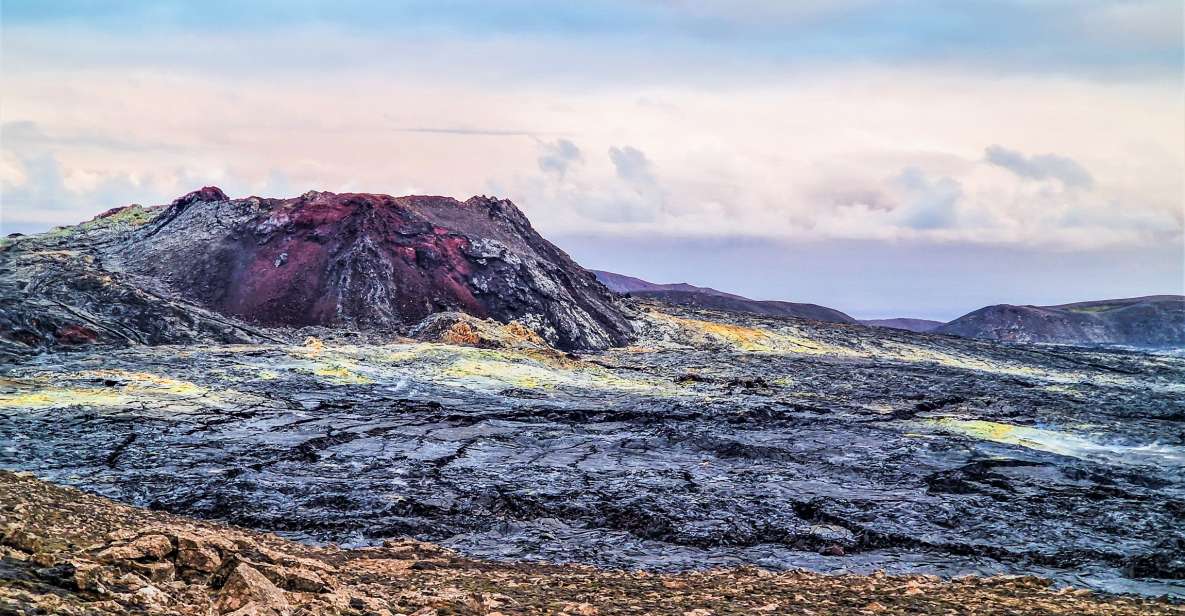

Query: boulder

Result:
[95,534,174,563]
[175,532,226,573]
[217,562,292,616]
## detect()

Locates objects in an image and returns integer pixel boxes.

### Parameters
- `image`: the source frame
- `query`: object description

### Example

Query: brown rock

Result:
[347,594,393,614]
[105,529,138,543]
[276,566,330,593]
[256,545,337,574]
[1,523,43,553]
[218,562,292,616]
[70,559,103,591]
[131,583,169,608]
[179,545,222,573]
[30,551,57,567]
[176,539,222,573]
[132,534,175,559]
[128,560,175,583]
[226,605,274,616]
[96,534,174,562]
[190,532,237,555]
[113,571,151,592]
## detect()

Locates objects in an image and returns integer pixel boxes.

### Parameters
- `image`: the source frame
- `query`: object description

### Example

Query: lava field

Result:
[2,300,1183,596]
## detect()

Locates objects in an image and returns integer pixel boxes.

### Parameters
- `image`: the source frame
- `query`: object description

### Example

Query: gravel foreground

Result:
[1,472,1179,616]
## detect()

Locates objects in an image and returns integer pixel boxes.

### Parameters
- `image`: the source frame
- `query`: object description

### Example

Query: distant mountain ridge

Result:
[593,270,1184,348]
[859,318,943,333]
[590,271,748,300]
[592,270,856,324]
[934,295,1185,348]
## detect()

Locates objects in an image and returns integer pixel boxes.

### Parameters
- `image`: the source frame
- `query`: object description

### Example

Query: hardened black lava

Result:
[1,300,1182,597]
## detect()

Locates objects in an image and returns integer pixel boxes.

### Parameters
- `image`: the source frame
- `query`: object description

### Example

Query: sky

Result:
[1,1,1183,320]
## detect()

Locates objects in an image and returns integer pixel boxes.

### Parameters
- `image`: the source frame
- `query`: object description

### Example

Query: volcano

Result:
[0,188,635,353]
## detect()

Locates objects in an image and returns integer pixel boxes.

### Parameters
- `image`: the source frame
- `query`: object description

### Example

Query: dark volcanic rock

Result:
[594,270,856,324]
[0,210,279,358]
[935,296,1185,348]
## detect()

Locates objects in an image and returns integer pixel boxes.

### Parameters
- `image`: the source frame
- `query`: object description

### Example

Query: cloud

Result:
[1,54,1180,249]
[815,185,897,212]
[985,145,1095,189]
[392,127,540,136]
[506,143,671,227]
[1,121,122,217]
[0,121,300,231]
[537,139,583,179]
[608,145,666,217]
[893,167,962,230]
[1,120,179,153]
[609,146,657,195]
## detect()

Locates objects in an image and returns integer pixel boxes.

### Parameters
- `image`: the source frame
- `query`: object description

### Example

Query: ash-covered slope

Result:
[594,270,856,324]
[934,295,1185,347]
[0,187,634,354]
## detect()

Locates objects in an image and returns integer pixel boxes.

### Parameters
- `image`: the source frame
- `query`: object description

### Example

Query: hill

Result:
[934,295,1185,347]
[593,270,856,324]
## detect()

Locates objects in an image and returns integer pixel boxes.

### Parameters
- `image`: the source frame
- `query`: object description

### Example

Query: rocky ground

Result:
[3,471,1180,615]
[2,300,1183,602]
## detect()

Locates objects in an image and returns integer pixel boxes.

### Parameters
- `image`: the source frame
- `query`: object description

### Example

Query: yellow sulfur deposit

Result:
[929,418,1185,466]
[79,370,208,396]
[310,362,373,385]
[652,312,863,357]
[0,388,136,410]
[0,369,249,411]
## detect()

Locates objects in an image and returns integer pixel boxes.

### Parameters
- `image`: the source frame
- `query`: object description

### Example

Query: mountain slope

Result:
[934,295,1185,347]
[593,270,856,324]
